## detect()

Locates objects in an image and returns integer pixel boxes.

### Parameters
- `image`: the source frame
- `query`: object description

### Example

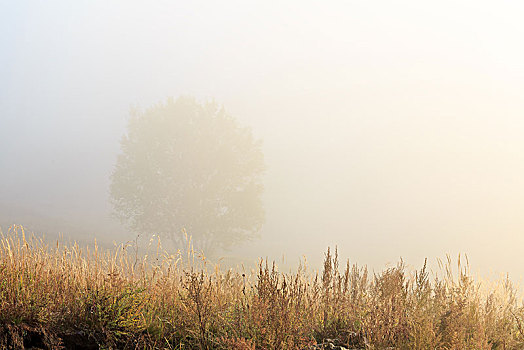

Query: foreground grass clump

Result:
[1,226,524,349]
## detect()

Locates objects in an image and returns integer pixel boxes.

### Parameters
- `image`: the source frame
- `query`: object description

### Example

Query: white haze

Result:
[1,0,524,279]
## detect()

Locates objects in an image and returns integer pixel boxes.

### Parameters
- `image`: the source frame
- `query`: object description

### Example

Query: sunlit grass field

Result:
[1,225,523,349]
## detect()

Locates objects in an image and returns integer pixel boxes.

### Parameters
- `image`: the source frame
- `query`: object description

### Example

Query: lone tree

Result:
[110,97,265,254]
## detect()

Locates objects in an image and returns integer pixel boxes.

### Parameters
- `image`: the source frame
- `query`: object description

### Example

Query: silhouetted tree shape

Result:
[110,97,265,254]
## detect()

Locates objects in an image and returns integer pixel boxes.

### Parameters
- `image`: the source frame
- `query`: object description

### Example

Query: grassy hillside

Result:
[1,225,523,349]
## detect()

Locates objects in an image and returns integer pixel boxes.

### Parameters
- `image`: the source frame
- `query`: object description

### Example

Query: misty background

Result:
[1,1,524,279]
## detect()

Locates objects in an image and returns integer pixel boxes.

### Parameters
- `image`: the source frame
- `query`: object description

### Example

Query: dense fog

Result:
[2,1,524,280]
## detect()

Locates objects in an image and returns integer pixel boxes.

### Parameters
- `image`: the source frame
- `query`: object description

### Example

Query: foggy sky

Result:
[2,1,524,279]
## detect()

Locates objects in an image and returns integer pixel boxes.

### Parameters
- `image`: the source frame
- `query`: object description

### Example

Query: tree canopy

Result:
[110,97,265,254]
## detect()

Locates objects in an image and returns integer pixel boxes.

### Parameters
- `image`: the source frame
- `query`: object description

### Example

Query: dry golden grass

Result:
[1,225,524,349]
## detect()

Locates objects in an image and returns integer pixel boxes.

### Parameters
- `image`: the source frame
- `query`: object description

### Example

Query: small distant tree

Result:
[110,97,265,254]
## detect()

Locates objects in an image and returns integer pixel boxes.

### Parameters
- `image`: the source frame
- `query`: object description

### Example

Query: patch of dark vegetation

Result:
[58,331,99,350]
[0,326,141,350]
[0,325,58,350]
